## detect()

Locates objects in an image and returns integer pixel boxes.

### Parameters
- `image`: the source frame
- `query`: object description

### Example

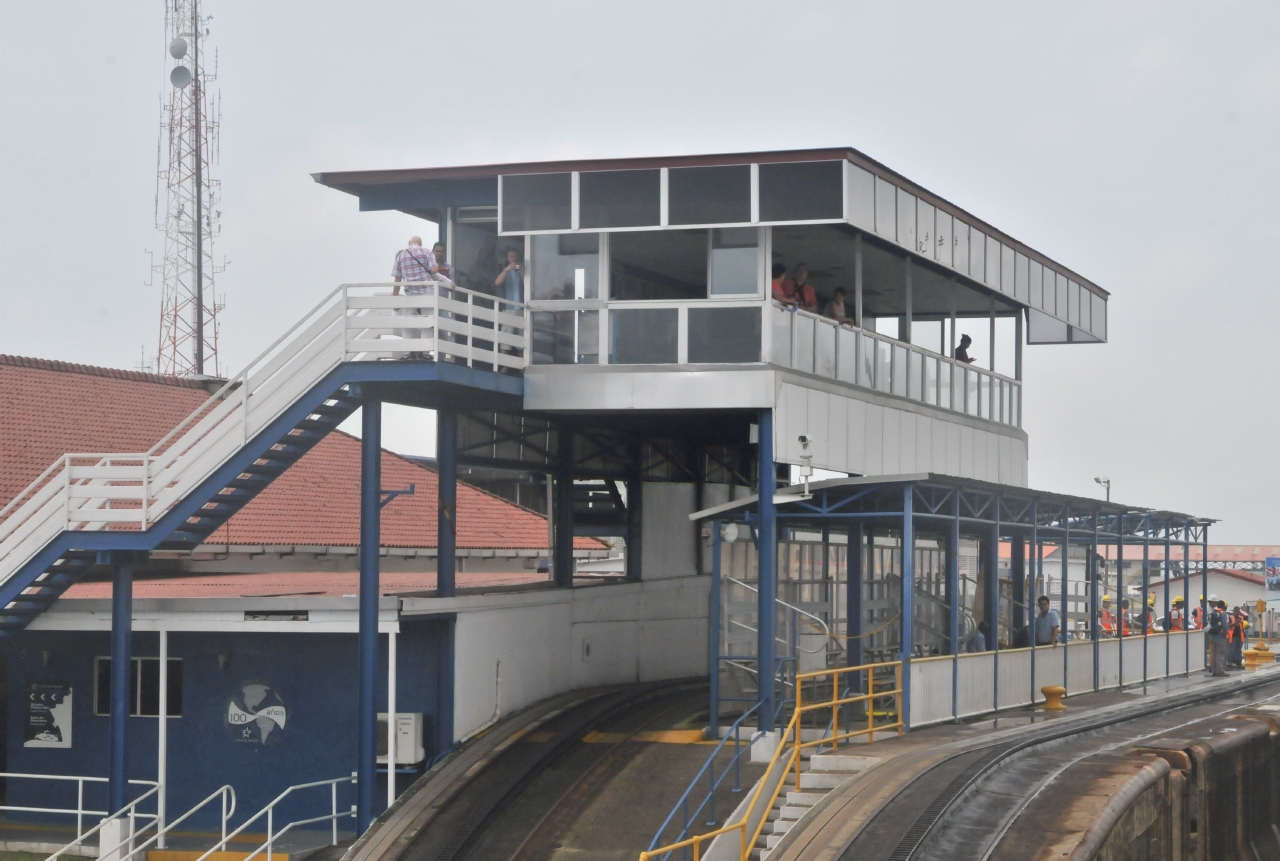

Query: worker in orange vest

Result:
[1191,595,1207,631]
[1118,599,1134,636]
[1226,607,1248,669]
[1168,595,1186,631]
[1098,594,1116,637]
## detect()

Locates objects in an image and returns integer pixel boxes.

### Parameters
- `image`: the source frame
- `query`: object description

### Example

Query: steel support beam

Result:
[1061,506,1070,690]
[949,494,960,721]
[849,521,865,671]
[436,409,457,598]
[757,410,777,732]
[108,554,133,813]
[901,483,915,731]
[356,401,381,834]
[626,439,642,582]
[554,427,574,588]
[709,520,722,740]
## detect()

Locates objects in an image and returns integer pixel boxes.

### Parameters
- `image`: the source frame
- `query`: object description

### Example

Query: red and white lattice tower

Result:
[155,0,223,378]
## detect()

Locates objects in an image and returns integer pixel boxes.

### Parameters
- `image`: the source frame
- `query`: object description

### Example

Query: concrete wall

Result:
[408,575,710,742]
[641,483,698,581]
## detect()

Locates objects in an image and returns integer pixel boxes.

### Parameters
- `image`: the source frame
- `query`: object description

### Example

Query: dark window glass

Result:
[1026,309,1068,344]
[95,657,182,716]
[139,658,160,716]
[96,658,111,715]
[501,173,571,232]
[454,221,524,298]
[1091,293,1106,340]
[579,169,660,229]
[610,308,678,364]
[532,310,598,364]
[531,233,599,300]
[759,161,843,222]
[688,307,761,363]
[668,165,751,225]
[609,230,707,300]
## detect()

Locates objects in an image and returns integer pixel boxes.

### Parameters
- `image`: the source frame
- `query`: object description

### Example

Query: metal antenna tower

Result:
[155,0,224,378]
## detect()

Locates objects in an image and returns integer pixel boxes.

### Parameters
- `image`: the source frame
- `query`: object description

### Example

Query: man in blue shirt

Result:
[494,248,524,303]
[1034,596,1060,646]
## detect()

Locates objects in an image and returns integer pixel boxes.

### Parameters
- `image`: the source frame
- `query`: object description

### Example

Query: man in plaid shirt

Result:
[391,236,452,357]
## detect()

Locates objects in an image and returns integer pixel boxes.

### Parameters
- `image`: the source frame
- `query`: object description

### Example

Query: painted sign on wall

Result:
[227,682,287,746]
[25,682,72,748]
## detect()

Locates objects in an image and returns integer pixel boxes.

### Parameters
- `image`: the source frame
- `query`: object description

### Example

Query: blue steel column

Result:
[1183,525,1191,675]
[1201,525,1210,671]
[757,410,777,732]
[108,554,133,813]
[1092,513,1100,691]
[436,409,457,598]
[709,520,722,739]
[1029,504,1039,705]
[901,483,914,732]
[947,493,960,721]
[986,517,999,713]
[848,521,864,671]
[554,427,575,588]
[1142,515,1152,688]
[1116,518,1125,690]
[1164,524,1172,677]
[356,401,381,834]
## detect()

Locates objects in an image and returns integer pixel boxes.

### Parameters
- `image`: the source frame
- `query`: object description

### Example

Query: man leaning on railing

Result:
[392,236,453,358]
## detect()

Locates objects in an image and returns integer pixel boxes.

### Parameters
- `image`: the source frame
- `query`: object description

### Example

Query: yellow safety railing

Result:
[638,660,903,861]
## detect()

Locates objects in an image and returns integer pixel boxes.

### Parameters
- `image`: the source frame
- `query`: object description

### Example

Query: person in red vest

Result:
[1226,606,1248,670]
[1168,595,1186,631]
[1098,595,1116,637]
[1191,595,1208,630]
[1118,599,1134,636]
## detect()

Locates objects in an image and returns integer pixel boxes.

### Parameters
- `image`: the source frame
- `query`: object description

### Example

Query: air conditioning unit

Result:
[376,712,425,765]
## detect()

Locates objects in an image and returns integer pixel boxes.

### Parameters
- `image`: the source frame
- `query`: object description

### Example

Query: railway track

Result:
[770,670,1280,861]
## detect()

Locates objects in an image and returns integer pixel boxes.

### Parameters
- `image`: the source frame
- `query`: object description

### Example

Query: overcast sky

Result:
[2,1,1277,542]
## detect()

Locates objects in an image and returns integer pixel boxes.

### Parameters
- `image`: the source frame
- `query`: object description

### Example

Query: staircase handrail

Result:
[725,576,834,653]
[104,784,237,861]
[45,782,163,861]
[191,774,356,861]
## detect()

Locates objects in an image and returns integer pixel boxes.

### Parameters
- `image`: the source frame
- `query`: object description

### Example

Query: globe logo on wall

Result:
[227,682,287,746]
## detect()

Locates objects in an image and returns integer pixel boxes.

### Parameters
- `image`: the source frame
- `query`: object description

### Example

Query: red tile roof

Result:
[1099,545,1280,562]
[0,355,600,551]
[208,431,599,550]
[0,355,210,505]
[62,570,551,599]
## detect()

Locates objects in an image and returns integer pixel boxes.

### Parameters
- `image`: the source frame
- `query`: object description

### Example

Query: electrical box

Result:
[376,712,425,765]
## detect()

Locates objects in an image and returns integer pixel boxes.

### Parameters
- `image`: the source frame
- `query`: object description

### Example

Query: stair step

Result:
[779,804,817,820]
[786,791,826,806]
[810,754,880,773]
[799,772,853,790]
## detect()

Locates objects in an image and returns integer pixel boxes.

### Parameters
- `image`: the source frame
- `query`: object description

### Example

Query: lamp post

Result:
[1094,476,1111,502]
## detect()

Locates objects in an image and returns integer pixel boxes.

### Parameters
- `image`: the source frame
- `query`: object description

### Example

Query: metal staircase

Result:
[0,282,526,635]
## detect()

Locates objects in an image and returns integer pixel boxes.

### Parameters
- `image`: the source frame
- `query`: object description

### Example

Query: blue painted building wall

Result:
[7,619,452,830]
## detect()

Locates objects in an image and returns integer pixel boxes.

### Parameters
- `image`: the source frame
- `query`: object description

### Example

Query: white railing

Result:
[68,784,237,861]
[0,774,157,843]
[43,780,163,861]
[188,776,355,861]
[770,303,1021,428]
[0,283,527,603]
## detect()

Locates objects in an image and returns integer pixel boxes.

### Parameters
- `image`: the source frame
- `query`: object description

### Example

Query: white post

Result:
[386,628,397,811]
[157,629,168,848]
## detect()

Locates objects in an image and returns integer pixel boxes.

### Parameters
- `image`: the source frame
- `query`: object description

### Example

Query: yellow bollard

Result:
[1041,685,1067,711]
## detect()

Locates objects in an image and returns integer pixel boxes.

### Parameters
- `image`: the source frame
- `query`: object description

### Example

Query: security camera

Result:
[798,434,811,445]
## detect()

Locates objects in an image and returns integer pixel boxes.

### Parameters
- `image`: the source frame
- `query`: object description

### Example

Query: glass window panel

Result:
[1091,293,1107,339]
[610,308,677,364]
[580,169,660,229]
[139,658,160,716]
[771,305,792,365]
[578,310,600,363]
[980,373,991,419]
[709,227,759,295]
[1068,280,1081,325]
[815,320,836,377]
[609,229,707,300]
[531,233,599,300]
[1001,381,1012,425]
[668,165,751,225]
[969,229,985,281]
[1000,245,1015,296]
[965,369,979,415]
[1015,253,1029,304]
[876,338,892,392]
[1078,286,1091,331]
[1041,266,1055,312]
[501,173,571,232]
[915,201,935,258]
[688,307,760,363]
[758,161,843,221]
[897,190,917,254]
[924,356,938,405]
[860,333,875,388]
[847,165,875,230]
[1056,272,1069,319]
[985,236,1001,289]
[454,221,524,298]
[938,361,951,409]
[874,177,897,239]
[908,350,922,400]
[891,344,908,396]
[837,327,858,382]
[953,220,969,274]
[794,314,815,373]
[1011,385,1020,427]
[533,311,576,364]
[952,362,964,409]
[935,211,952,268]
[1029,261,1043,309]
[1026,308,1069,343]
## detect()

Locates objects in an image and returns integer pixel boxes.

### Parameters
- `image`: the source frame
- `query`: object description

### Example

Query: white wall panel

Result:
[642,483,697,580]
[947,423,962,477]
[959,425,975,478]
[864,404,884,475]
[898,412,916,474]
[882,410,901,474]
[807,389,830,467]
[828,394,848,472]
[847,399,867,475]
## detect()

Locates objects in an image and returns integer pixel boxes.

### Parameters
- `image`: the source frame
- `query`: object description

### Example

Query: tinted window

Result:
[501,173,571,232]
[688,307,761,363]
[952,220,969,274]
[1015,253,1029,303]
[934,211,952,268]
[1091,293,1107,339]
[758,161,843,221]
[1001,245,1016,296]
[611,308,677,363]
[531,233,599,300]
[874,176,896,239]
[709,228,758,295]
[668,165,751,225]
[455,221,523,296]
[609,230,707,300]
[896,190,916,254]
[969,229,985,281]
[580,169,660,229]
[847,165,875,230]
[1029,261,1043,309]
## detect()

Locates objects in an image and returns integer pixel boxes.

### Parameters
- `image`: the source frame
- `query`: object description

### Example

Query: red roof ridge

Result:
[0,354,211,389]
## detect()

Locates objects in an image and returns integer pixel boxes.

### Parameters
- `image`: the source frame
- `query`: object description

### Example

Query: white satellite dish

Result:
[169,37,187,59]
[170,65,193,88]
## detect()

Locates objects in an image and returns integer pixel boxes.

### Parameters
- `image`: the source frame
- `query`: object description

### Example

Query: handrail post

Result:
[77,778,84,838]
[222,787,227,843]
[331,782,338,846]
[267,807,273,861]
